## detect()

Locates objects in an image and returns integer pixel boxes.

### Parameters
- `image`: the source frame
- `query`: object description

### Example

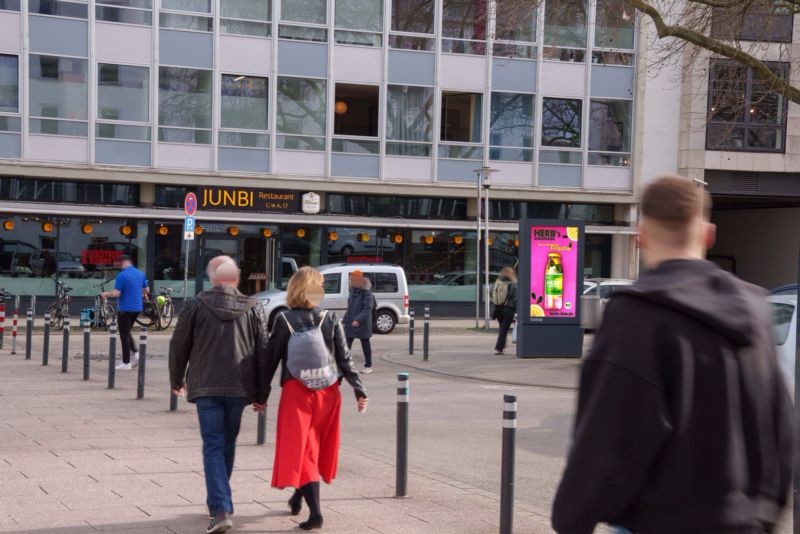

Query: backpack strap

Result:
[281,312,295,334]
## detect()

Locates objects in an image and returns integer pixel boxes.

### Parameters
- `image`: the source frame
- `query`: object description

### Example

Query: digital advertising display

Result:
[529,225,580,320]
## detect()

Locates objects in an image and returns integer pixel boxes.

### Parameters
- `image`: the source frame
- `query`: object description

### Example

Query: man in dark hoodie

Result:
[169,256,268,534]
[552,176,793,534]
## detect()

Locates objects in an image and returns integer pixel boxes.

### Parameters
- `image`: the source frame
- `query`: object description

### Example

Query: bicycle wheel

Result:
[135,301,159,329]
[101,301,115,330]
[159,300,174,330]
[49,303,64,330]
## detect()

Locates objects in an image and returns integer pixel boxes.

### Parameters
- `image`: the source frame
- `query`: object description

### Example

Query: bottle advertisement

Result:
[529,225,579,319]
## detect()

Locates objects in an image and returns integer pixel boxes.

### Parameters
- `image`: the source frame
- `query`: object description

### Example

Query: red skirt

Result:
[271,379,342,489]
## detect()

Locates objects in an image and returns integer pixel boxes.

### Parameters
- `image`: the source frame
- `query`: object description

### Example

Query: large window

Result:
[335,0,382,47]
[588,99,631,166]
[440,91,482,160]
[333,83,379,154]
[0,0,20,11]
[490,92,534,162]
[276,76,327,151]
[441,0,487,55]
[97,63,150,141]
[29,55,88,136]
[0,54,18,113]
[706,61,788,152]
[543,0,587,62]
[96,0,153,26]
[390,0,435,50]
[219,74,269,151]
[711,5,793,43]
[594,0,635,49]
[158,67,212,144]
[280,0,327,42]
[220,0,271,37]
[541,98,582,147]
[29,0,87,18]
[494,3,536,59]
[159,0,212,31]
[386,85,434,156]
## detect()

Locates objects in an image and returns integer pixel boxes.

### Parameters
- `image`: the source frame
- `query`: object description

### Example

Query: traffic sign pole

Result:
[183,193,198,304]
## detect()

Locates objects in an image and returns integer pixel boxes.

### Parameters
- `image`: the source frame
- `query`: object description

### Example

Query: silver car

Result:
[769,294,797,398]
[254,263,410,334]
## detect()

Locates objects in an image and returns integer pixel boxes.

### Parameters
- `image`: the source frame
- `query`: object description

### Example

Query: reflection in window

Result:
[711,5,793,43]
[158,67,212,144]
[490,92,534,162]
[495,2,536,43]
[0,0,21,11]
[441,91,482,143]
[0,54,18,113]
[97,64,149,123]
[541,98,582,148]
[390,0,434,50]
[386,85,434,156]
[335,0,382,46]
[706,60,788,152]
[220,0,271,37]
[334,83,379,137]
[441,0,487,55]
[544,0,587,61]
[159,12,212,31]
[588,99,631,166]
[96,0,152,25]
[29,55,88,136]
[276,76,327,151]
[221,74,268,131]
[281,0,326,24]
[327,194,467,219]
[594,0,635,49]
[161,0,209,12]
[29,0,87,18]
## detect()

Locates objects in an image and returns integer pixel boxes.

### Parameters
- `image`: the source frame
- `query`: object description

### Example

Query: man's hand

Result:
[172,386,186,397]
[253,403,266,414]
[357,397,368,414]
[351,320,360,327]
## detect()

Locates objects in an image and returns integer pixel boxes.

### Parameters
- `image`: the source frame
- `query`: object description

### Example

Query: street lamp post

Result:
[483,169,492,330]
[474,170,483,329]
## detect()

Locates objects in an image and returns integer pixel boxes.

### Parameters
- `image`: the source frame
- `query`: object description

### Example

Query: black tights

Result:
[291,482,321,519]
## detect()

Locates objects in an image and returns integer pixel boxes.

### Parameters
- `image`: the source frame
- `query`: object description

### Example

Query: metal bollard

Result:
[61,317,70,373]
[500,394,517,534]
[423,304,430,361]
[256,413,267,445]
[30,295,36,317]
[11,295,19,354]
[107,322,117,389]
[25,309,32,360]
[170,389,178,412]
[396,372,409,498]
[82,320,91,381]
[408,309,415,355]
[42,313,51,366]
[0,295,5,349]
[136,327,147,399]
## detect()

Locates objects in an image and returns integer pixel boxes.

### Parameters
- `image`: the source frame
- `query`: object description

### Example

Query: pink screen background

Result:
[530,225,579,318]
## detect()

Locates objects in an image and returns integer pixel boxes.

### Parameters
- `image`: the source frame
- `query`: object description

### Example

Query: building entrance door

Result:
[196,235,278,296]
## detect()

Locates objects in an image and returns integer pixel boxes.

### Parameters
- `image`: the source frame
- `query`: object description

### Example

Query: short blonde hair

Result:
[286,266,323,309]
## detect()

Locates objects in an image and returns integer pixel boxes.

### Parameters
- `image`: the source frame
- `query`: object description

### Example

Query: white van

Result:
[253,263,410,334]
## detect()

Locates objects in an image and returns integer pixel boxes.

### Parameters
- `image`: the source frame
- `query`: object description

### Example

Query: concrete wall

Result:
[709,207,800,289]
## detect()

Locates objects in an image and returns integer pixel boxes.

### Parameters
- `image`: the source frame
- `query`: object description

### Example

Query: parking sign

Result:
[184,216,195,240]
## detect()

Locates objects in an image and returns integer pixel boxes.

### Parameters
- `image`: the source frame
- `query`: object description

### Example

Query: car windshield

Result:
[56,252,76,261]
[772,286,798,296]
[771,302,795,345]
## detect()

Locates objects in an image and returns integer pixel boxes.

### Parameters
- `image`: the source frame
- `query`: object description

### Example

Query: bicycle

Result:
[135,294,161,330]
[155,287,182,330]
[48,278,72,330]
[92,279,116,330]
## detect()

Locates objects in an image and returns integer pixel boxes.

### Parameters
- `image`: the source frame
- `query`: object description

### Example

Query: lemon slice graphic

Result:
[530,304,545,317]
[566,227,579,242]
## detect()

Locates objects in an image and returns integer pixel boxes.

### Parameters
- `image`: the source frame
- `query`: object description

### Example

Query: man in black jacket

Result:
[552,176,793,534]
[169,256,268,534]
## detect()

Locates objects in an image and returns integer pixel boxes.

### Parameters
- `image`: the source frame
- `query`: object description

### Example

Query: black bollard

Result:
[256,413,267,445]
[11,295,19,355]
[82,320,90,381]
[25,309,32,360]
[169,389,178,412]
[408,309,415,355]
[136,327,147,399]
[500,394,517,534]
[422,304,430,361]
[42,312,50,366]
[107,322,117,389]
[61,317,70,373]
[396,372,409,498]
[0,294,5,350]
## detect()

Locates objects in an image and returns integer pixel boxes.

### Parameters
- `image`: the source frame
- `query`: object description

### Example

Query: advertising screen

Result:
[529,225,579,319]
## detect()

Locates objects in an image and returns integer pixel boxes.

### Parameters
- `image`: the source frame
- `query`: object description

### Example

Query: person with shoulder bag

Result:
[257,266,368,531]
[492,266,518,355]
[343,270,375,373]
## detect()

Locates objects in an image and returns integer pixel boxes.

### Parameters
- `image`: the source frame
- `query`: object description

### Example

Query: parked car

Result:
[0,239,38,276]
[30,250,86,277]
[327,228,396,256]
[582,278,635,298]
[581,279,635,330]
[254,263,410,334]
[770,283,798,296]
[769,294,797,397]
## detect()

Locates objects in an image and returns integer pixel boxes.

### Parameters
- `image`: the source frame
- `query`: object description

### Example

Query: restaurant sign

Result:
[197,187,299,213]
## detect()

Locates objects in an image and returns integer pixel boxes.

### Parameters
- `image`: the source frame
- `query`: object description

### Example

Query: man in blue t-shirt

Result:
[101,255,148,371]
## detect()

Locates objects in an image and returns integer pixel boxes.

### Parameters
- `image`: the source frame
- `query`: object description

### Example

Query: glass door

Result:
[196,236,240,292]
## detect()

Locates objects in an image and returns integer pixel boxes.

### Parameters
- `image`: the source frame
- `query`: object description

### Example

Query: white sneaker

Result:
[361,367,373,374]
[131,352,139,368]
[115,363,132,371]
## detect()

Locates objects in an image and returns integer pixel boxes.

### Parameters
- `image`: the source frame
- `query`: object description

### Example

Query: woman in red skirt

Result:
[259,267,368,530]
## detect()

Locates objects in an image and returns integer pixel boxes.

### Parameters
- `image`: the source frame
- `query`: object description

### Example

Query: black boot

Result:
[298,482,323,530]
[288,489,303,516]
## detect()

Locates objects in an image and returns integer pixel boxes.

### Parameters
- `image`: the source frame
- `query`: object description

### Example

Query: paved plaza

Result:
[0,326,792,533]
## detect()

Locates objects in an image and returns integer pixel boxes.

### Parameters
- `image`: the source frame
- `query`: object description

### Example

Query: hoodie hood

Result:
[617,259,762,347]
[197,285,256,322]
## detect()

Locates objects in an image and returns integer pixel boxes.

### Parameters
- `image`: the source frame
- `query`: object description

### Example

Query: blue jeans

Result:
[195,396,250,516]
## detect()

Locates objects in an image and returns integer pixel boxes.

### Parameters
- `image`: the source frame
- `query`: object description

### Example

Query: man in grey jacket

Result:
[169,256,268,534]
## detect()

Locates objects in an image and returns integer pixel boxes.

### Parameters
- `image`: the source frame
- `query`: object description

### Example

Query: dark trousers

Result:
[347,337,372,368]
[494,306,515,352]
[117,311,139,364]
[195,396,249,516]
